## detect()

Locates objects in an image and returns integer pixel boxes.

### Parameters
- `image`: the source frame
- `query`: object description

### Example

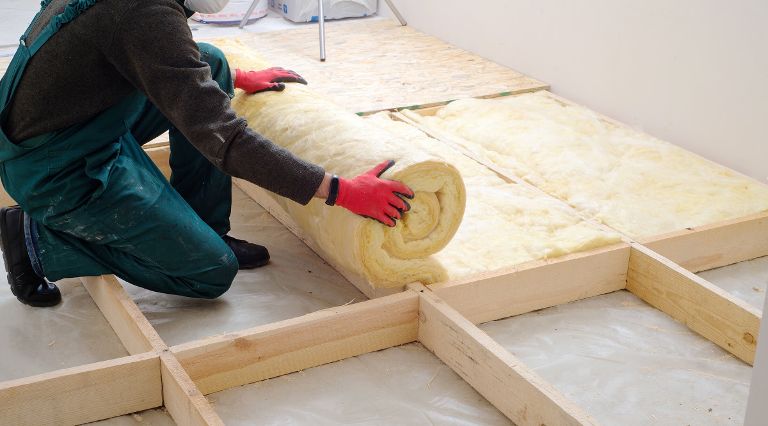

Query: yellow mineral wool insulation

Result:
[218,40,466,288]
[416,91,768,239]
[364,113,620,280]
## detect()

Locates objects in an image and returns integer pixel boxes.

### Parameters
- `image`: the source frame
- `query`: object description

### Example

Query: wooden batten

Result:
[171,291,419,395]
[144,141,172,180]
[161,353,224,426]
[81,275,167,354]
[0,353,162,426]
[0,186,15,207]
[413,284,598,426]
[431,243,629,324]
[626,243,762,364]
[640,211,768,273]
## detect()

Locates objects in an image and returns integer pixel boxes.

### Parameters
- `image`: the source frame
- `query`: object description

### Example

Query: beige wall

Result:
[380,1,768,182]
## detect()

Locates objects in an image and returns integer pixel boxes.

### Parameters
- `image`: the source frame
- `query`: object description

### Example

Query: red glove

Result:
[234,67,308,94]
[335,160,415,227]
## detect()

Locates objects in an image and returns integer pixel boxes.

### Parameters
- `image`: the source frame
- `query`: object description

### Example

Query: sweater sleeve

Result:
[107,0,324,205]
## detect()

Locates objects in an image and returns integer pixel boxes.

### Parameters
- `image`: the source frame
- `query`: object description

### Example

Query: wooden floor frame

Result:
[1,100,767,426]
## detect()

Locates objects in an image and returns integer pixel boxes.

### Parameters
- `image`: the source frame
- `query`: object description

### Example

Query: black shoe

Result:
[222,235,270,269]
[0,207,61,307]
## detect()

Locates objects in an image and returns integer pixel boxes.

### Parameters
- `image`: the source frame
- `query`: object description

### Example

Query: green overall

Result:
[0,0,238,298]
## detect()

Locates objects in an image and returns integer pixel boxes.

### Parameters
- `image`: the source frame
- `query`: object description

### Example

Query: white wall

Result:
[380,0,768,181]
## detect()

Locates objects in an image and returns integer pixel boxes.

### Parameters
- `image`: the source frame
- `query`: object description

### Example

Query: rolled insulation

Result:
[218,40,466,288]
[364,113,621,280]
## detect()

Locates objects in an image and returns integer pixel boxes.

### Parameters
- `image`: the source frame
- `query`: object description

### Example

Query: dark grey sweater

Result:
[4,0,324,205]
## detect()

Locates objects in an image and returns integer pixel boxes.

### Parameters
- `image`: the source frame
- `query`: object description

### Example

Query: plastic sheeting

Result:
[89,409,175,426]
[209,343,511,425]
[123,187,366,346]
[481,290,751,425]
[699,256,768,310]
[95,345,511,425]
[0,276,127,382]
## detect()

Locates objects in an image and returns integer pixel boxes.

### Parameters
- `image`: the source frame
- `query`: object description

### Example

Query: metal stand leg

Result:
[383,0,407,26]
[239,0,260,29]
[318,0,326,61]
[315,0,403,61]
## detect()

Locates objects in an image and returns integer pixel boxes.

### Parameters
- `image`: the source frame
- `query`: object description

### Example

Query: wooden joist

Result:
[0,353,162,426]
[430,243,629,324]
[172,291,419,395]
[414,284,598,426]
[82,275,224,425]
[81,275,166,354]
[161,353,224,426]
[144,140,172,180]
[640,211,768,273]
[626,243,762,364]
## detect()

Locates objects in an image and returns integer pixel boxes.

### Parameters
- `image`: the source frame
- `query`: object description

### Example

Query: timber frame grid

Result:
[1,92,766,425]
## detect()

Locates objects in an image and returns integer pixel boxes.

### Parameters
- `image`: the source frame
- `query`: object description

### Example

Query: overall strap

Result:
[19,0,56,48]
[24,0,101,56]
[0,0,100,155]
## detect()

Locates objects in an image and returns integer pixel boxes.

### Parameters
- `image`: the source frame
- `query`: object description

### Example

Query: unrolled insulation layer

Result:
[416,92,768,238]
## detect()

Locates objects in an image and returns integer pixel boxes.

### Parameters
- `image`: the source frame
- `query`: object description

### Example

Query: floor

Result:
[1,5,766,426]
[699,256,768,310]
[0,276,128,382]
[89,343,513,426]
[209,343,511,426]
